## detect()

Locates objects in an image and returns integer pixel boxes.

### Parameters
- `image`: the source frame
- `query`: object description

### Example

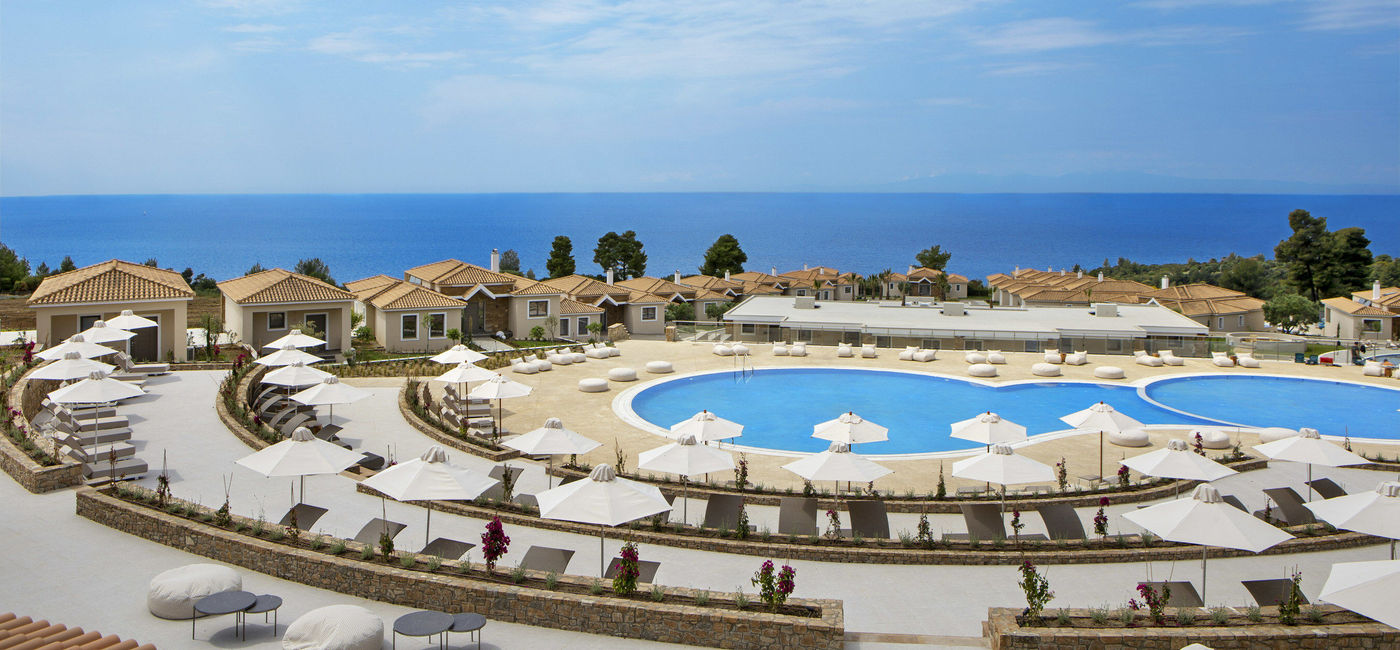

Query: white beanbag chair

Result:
[569,352,587,363]
[898,346,917,361]
[1031,363,1061,377]
[1363,361,1384,377]
[510,358,539,374]
[913,349,937,362]
[1159,350,1185,366]
[546,352,572,366]
[578,378,609,393]
[773,344,789,356]
[713,344,734,356]
[531,355,553,371]
[1190,428,1231,450]
[731,344,750,356]
[789,343,808,357]
[148,563,242,619]
[986,351,1007,364]
[1094,366,1126,379]
[861,344,877,358]
[585,344,611,359]
[1259,427,1301,443]
[645,360,674,374]
[1211,352,1235,367]
[605,344,620,357]
[1236,353,1261,368]
[968,363,997,378]
[1043,350,1063,364]
[1065,351,1088,365]
[607,367,638,382]
[836,343,854,358]
[964,352,987,364]
[1108,428,1151,447]
[282,605,383,650]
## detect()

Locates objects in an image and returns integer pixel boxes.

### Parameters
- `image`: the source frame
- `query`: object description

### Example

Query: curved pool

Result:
[622,369,1400,456]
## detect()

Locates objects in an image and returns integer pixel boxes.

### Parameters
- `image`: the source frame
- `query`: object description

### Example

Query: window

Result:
[1238,315,1246,328]
[1217,317,1224,329]
[1107,339,1123,352]
[797,329,812,341]
[921,338,941,349]
[401,314,419,339]
[559,318,570,336]
[888,283,896,290]
[1363,319,1382,332]
[843,286,851,294]
[741,323,755,334]
[876,336,891,347]
[267,312,286,330]
[641,306,658,321]
[795,289,807,296]
[1024,340,1040,353]
[79,315,101,330]
[528,300,549,318]
[578,316,589,332]
[428,313,446,338]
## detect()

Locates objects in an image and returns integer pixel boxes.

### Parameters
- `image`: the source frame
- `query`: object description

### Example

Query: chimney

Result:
[1077,270,1083,279]
[1375,280,1382,301]
[1060,269,1065,276]
[1097,272,1104,283]
[803,264,809,271]
[770,266,777,276]
[606,269,614,285]
[674,270,681,284]
[724,270,731,281]
[1014,265,1019,275]
[489,249,500,273]
[908,265,916,275]
[1047,266,1052,272]
[1160,275,1169,290]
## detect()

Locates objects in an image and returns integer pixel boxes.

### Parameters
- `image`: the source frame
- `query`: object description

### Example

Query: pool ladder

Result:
[733,352,753,383]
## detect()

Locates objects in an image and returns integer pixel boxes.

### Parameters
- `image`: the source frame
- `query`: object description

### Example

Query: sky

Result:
[1,0,1397,195]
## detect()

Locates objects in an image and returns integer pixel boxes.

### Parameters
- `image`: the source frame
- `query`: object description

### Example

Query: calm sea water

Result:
[0,193,1395,283]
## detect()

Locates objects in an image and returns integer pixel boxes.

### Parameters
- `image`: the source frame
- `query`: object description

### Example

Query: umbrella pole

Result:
[425,501,432,548]
[300,475,305,505]
[1201,545,1208,604]
[600,525,606,577]
[1307,463,1313,501]
[1099,431,1104,481]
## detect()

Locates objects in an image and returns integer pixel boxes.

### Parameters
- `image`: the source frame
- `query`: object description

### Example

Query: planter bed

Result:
[984,606,1396,649]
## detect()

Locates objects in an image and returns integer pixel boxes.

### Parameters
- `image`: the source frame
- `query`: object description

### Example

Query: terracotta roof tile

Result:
[28,259,195,306]
[345,274,399,293]
[354,279,461,310]
[405,259,517,286]
[218,269,353,304]
[510,277,564,296]
[540,275,630,301]
[559,298,604,314]
[616,276,695,298]
[680,275,743,293]
[1351,287,1400,309]
[1322,297,1396,317]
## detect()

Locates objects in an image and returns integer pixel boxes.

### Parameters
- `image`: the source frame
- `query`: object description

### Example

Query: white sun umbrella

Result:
[235,426,364,504]
[1124,483,1294,603]
[813,411,889,445]
[638,433,736,523]
[255,344,325,367]
[261,361,334,389]
[952,443,1056,511]
[668,410,744,443]
[263,331,327,350]
[950,411,1027,450]
[48,371,146,455]
[432,361,497,397]
[30,352,115,381]
[291,376,371,427]
[77,320,135,345]
[1121,439,1238,496]
[1060,401,1144,482]
[468,374,533,439]
[361,445,499,547]
[429,344,488,365]
[1253,428,1369,501]
[505,418,602,488]
[105,310,158,331]
[37,334,119,361]
[1318,559,1400,629]
[1305,482,1400,559]
[536,463,672,574]
[783,441,893,496]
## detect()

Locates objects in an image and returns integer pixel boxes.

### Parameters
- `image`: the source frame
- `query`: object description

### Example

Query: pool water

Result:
[1144,375,1400,439]
[628,368,1214,455]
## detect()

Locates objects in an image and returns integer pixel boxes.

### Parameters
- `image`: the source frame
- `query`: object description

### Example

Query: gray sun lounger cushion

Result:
[279,503,328,529]
[1257,487,1316,526]
[519,546,574,574]
[269,405,316,430]
[59,441,135,464]
[352,518,407,545]
[1221,494,1249,512]
[83,457,148,481]
[605,558,660,584]
[1036,503,1087,540]
[421,537,475,560]
[356,453,385,471]
[777,497,818,537]
[513,493,539,510]
[254,385,286,406]
[56,408,129,431]
[1138,581,1203,608]
[847,500,891,539]
[481,465,524,500]
[1306,478,1347,500]
[278,412,320,437]
[956,503,1007,541]
[114,351,168,375]
[702,494,749,531]
[44,399,116,419]
[1242,578,1309,607]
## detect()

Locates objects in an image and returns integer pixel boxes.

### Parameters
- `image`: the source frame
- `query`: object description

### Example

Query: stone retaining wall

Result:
[396,387,520,462]
[77,488,844,649]
[983,607,1396,649]
[2,365,84,493]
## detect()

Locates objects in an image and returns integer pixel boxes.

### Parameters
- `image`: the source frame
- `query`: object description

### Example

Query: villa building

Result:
[678,273,743,300]
[987,268,1154,307]
[539,272,669,337]
[27,259,195,362]
[347,276,463,353]
[1321,281,1399,341]
[1144,281,1268,332]
[618,272,734,320]
[218,269,355,353]
[883,267,969,300]
[780,266,859,301]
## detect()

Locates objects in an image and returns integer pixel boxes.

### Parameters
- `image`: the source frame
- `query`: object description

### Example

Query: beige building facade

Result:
[218,269,355,353]
[27,260,195,362]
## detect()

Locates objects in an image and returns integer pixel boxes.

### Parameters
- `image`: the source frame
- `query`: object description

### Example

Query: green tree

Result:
[293,258,335,285]
[34,262,51,277]
[1323,227,1372,295]
[698,234,747,277]
[546,236,575,278]
[933,274,951,301]
[1218,256,1270,299]
[499,249,521,272]
[914,245,952,272]
[705,301,734,321]
[58,256,77,273]
[143,258,159,267]
[1263,293,1320,334]
[593,231,647,280]
[247,262,267,275]
[665,302,695,322]
[0,244,29,291]
[1371,255,1400,287]
[1274,210,1333,302]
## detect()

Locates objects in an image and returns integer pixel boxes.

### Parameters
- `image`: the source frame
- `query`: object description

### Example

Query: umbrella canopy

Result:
[77,321,135,345]
[430,344,488,365]
[669,410,744,443]
[361,446,498,502]
[951,444,1056,487]
[263,331,327,350]
[639,433,736,478]
[31,352,115,381]
[255,345,325,367]
[1319,560,1400,629]
[1304,481,1400,542]
[505,418,601,456]
[1253,428,1369,467]
[467,374,533,400]
[47,371,145,404]
[537,463,672,574]
[261,361,334,388]
[36,334,118,361]
[104,310,158,330]
[291,377,371,407]
[813,411,889,445]
[235,427,364,478]
[950,411,1027,446]
[1060,401,1144,432]
[1121,439,1238,482]
[433,362,497,386]
[782,441,893,484]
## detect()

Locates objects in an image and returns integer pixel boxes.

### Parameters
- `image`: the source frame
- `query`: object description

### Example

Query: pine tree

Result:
[546,236,575,278]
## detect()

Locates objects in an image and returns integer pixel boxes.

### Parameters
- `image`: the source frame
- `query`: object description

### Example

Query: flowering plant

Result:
[612,542,640,595]
[1193,432,1205,456]
[1055,458,1068,492]
[1017,561,1054,618]
[824,509,841,539]
[480,516,511,573]
[752,560,796,610]
[1093,497,1109,538]
[1133,581,1170,624]
[1117,464,1130,488]
[1010,508,1024,540]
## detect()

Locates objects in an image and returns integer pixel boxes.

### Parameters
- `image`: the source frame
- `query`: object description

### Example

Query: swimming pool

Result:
[619,368,1400,456]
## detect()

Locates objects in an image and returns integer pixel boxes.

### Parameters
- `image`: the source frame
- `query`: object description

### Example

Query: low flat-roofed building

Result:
[28,259,195,361]
[723,294,1210,355]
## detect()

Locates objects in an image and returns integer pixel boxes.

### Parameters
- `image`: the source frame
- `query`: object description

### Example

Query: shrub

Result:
[358,545,374,561]
[612,542,640,595]
[1278,570,1303,625]
[1093,497,1109,538]
[481,516,510,573]
[328,540,346,555]
[425,555,442,571]
[399,554,417,569]
[1089,605,1110,625]
[1056,609,1071,626]
[529,326,545,340]
[1131,582,1170,625]
[545,571,559,590]
[1017,561,1054,619]
[1118,608,1135,626]
[650,584,666,602]
[1245,604,1262,622]
[1055,458,1068,492]
[1304,605,1325,624]
[1210,606,1230,625]
[510,565,527,584]
[1176,608,1196,626]
[734,589,749,609]
[694,591,710,606]
[379,531,395,559]
[589,578,603,595]
[751,560,796,611]
[353,325,374,342]
[916,513,934,548]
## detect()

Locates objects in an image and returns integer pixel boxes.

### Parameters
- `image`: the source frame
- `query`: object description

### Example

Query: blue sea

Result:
[0,193,1395,283]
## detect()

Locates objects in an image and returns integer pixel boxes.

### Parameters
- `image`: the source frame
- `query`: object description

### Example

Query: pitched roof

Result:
[1322,297,1396,317]
[27,259,194,306]
[1352,286,1400,309]
[731,271,786,287]
[345,274,398,293]
[540,275,631,302]
[510,277,565,296]
[616,276,695,299]
[352,279,461,311]
[903,267,969,284]
[218,269,353,304]
[781,267,855,284]
[680,274,743,293]
[560,298,604,314]
[405,259,516,286]
[740,281,784,295]
[692,288,732,301]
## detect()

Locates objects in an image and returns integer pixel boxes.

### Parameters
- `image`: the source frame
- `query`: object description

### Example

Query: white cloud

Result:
[972,18,1120,54]
[420,75,591,126]
[305,28,466,67]
[201,0,303,16]
[231,37,285,53]
[1302,0,1400,31]
[222,23,285,33]
[754,96,873,113]
[985,61,1087,76]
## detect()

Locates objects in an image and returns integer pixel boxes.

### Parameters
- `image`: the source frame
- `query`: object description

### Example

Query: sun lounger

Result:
[355,452,384,470]
[1221,494,1249,512]
[82,456,147,481]
[1065,351,1088,365]
[113,351,169,375]
[1036,503,1087,540]
[41,398,117,420]
[1306,478,1347,500]
[1242,578,1309,607]
[269,406,316,430]
[421,537,475,560]
[1158,349,1185,366]
[1236,353,1261,368]
[58,440,136,465]
[1138,581,1203,608]
[956,486,990,497]
[278,503,329,530]
[777,497,818,536]
[52,407,129,433]
[701,494,750,531]
[54,423,131,447]
[605,558,660,583]
[1134,351,1164,367]
[846,500,890,539]
[1211,352,1236,367]
[352,518,407,545]
[278,412,321,437]
[481,465,524,501]
[948,503,1006,541]
[518,546,573,574]
[1254,487,1315,525]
